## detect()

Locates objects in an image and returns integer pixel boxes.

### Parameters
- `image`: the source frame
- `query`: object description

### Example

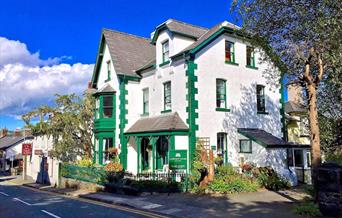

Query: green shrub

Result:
[131,180,180,193]
[326,152,342,166]
[208,174,259,194]
[76,158,93,167]
[255,167,290,191]
[216,165,237,176]
[293,201,321,217]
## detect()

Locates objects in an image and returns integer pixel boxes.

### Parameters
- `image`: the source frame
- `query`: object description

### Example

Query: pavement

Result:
[1,175,307,218]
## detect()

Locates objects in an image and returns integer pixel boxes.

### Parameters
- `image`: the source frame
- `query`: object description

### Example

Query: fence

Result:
[60,164,107,185]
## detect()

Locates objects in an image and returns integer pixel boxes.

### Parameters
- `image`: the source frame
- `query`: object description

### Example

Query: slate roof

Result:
[162,19,208,40]
[103,29,155,77]
[0,136,33,150]
[238,128,291,148]
[95,83,116,94]
[285,101,306,114]
[172,21,240,57]
[125,112,188,134]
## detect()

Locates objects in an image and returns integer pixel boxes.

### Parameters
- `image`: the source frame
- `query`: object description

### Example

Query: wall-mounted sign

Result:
[22,143,32,155]
[34,149,43,156]
[169,150,187,170]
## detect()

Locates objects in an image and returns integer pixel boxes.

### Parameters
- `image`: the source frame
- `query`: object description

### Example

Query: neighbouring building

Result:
[0,128,33,173]
[25,135,60,186]
[285,83,312,184]
[90,19,295,182]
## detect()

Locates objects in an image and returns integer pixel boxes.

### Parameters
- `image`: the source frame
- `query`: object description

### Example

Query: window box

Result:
[216,108,230,112]
[159,60,170,67]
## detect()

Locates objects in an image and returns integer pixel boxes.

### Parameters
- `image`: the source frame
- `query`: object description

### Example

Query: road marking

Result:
[21,185,168,218]
[13,197,32,206]
[41,210,62,218]
[0,192,9,196]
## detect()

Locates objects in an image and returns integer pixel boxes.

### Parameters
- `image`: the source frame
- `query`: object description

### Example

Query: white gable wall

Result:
[194,34,282,167]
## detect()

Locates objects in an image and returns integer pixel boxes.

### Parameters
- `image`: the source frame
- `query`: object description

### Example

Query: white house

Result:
[90,19,294,182]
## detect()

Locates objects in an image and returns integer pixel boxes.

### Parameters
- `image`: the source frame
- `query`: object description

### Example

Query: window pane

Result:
[102,96,113,118]
[225,41,234,62]
[143,89,149,113]
[240,140,251,153]
[162,41,169,62]
[217,133,227,157]
[216,80,226,108]
[294,150,304,167]
[103,137,114,163]
[164,82,171,110]
[306,151,311,167]
[256,85,265,112]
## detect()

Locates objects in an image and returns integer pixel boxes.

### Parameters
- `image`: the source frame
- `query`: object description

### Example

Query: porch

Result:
[125,112,189,174]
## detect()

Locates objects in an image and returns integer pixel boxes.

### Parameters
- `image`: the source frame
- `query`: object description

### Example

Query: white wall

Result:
[194,34,283,167]
[25,135,60,186]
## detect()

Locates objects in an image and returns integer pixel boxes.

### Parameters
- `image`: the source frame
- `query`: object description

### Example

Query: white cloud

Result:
[0,37,94,117]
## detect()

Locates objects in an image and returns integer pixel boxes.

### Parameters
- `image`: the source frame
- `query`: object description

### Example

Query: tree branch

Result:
[315,53,324,85]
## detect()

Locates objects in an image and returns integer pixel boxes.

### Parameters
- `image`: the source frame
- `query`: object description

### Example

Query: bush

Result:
[255,167,290,191]
[76,158,93,167]
[131,180,181,193]
[293,201,321,217]
[209,165,259,194]
[326,152,342,166]
[208,174,259,194]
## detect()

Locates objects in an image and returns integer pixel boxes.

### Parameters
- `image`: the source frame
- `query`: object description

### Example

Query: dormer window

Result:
[162,40,170,63]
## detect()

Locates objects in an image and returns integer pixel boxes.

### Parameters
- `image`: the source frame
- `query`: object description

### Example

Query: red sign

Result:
[22,143,32,155]
[34,149,43,155]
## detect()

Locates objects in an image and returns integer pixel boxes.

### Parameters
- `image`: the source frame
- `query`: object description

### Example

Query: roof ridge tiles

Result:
[167,18,209,30]
[102,28,150,41]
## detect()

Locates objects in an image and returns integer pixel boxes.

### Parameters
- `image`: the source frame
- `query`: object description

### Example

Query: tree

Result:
[231,0,342,169]
[23,92,95,162]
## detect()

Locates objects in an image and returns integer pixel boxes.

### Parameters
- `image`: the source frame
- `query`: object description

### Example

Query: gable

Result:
[92,29,155,88]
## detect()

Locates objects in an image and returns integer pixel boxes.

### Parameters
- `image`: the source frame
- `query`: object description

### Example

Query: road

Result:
[0,177,167,218]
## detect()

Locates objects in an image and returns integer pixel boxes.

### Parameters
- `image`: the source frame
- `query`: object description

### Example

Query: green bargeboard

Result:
[169,150,187,170]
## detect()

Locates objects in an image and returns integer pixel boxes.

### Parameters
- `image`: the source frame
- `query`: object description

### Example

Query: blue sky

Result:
[0,0,287,130]
[0,0,238,130]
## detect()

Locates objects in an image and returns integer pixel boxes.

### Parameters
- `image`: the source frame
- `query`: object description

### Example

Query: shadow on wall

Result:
[36,156,50,185]
[221,83,282,165]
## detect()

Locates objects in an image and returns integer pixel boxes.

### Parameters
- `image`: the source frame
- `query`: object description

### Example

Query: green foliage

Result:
[293,201,321,217]
[189,139,207,190]
[76,158,93,167]
[131,180,180,193]
[22,92,95,162]
[208,165,259,194]
[61,164,106,185]
[209,175,259,194]
[326,151,342,166]
[255,167,290,191]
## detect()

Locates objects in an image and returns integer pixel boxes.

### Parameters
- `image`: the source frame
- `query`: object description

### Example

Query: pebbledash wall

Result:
[93,20,290,180]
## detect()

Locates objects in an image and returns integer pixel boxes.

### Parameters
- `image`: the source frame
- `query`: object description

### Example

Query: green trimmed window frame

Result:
[163,81,171,112]
[225,41,237,65]
[216,79,228,110]
[106,60,111,81]
[246,46,257,69]
[162,40,170,63]
[94,132,114,165]
[239,139,252,153]
[94,93,115,120]
[142,88,149,115]
[217,132,228,164]
[256,84,266,113]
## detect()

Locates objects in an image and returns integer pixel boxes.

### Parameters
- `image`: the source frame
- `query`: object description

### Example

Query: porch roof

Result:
[238,128,293,148]
[125,112,188,134]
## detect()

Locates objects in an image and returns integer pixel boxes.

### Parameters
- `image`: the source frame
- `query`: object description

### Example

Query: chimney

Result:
[13,128,22,137]
[0,128,8,138]
[287,83,303,104]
